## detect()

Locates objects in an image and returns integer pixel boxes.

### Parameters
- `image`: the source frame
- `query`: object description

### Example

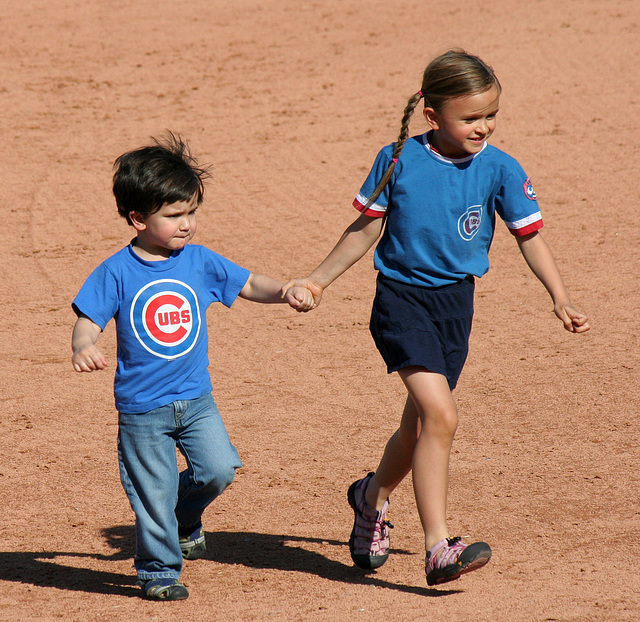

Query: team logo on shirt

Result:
[458,205,482,241]
[130,279,201,359]
[523,178,537,201]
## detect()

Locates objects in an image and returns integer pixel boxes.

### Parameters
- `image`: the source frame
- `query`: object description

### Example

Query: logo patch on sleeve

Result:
[130,279,201,359]
[523,178,537,201]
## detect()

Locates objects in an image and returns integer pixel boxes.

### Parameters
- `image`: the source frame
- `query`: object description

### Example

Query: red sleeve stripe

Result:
[505,211,543,236]
[508,219,544,236]
[353,195,387,218]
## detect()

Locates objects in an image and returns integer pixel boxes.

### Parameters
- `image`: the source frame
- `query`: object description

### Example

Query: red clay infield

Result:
[1,1,638,620]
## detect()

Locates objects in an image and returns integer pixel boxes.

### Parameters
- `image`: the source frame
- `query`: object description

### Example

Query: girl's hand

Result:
[279,214,383,310]
[281,278,324,309]
[72,344,108,372]
[284,286,315,312]
[554,303,590,333]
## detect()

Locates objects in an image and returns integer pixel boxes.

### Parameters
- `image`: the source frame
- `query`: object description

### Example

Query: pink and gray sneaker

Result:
[347,472,394,569]
[425,537,491,586]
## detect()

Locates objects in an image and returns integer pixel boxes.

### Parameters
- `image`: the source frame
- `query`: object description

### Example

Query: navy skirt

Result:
[369,273,475,390]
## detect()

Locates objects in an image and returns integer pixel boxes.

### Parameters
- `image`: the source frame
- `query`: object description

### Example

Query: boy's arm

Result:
[72,315,108,371]
[516,231,590,333]
[281,213,385,308]
[238,274,314,311]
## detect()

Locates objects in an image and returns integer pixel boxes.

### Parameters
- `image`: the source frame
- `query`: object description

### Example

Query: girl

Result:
[284,49,590,586]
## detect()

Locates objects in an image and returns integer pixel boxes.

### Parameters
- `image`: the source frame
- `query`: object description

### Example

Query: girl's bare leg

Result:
[401,367,458,550]
[364,394,420,509]
[362,365,490,581]
[368,366,457,551]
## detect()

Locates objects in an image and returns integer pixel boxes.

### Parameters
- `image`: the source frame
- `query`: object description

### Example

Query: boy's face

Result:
[130,198,198,258]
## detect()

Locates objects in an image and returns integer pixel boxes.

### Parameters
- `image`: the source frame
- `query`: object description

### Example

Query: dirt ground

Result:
[1,0,639,620]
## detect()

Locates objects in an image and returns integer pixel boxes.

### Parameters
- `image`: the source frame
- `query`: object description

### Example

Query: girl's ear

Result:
[129,211,147,231]
[423,107,440,131]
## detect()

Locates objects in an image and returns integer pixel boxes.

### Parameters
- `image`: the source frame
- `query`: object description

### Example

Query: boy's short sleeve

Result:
[200,248,250,308]
[72,263,119,329]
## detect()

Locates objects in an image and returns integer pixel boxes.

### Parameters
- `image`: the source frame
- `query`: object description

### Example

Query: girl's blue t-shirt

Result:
[73,243,250,413]
[354,134,543,287]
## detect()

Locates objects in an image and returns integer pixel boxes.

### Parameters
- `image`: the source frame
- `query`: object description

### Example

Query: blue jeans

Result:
[118,393,242,581]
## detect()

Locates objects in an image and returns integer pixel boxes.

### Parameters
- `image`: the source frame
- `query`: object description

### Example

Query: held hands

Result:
[282,285,316,312]
[281,278,325,312]
[554,302,590,333]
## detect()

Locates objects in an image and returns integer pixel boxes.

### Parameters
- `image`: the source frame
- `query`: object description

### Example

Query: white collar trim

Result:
[421,133,486,164]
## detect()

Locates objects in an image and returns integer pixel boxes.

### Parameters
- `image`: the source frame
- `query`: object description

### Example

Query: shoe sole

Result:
[426,541,492,586]
[347,477,389,570]
[142,581,190,601]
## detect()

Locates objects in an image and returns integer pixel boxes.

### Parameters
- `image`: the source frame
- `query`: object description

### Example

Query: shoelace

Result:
[364,517,393,542]
[430,536,466,568]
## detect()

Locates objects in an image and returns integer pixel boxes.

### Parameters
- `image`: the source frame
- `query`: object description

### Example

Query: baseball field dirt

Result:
[1,1,638,620]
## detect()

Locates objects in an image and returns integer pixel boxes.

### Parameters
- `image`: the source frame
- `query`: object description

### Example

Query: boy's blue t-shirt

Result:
[73,243,250,413]
[353,133,543,287]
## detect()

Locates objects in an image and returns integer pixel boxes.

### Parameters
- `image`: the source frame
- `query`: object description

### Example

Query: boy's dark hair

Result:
[113,132,211,224]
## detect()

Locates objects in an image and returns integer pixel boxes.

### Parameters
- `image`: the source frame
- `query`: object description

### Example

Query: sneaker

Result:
[178,523,206,560]
[139,577,189,601]
[425,537,491,586]
[347,472,394,569]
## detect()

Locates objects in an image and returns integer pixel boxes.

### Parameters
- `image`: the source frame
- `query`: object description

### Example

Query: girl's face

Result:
[130,197,198,260]
[424,84,500,158]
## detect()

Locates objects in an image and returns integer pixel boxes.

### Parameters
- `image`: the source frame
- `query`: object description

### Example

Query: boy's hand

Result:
[281,278,324,309]
[72,344,108,372]
[284,286,315,312]
[554,303,590,333]
[71,315,106,371]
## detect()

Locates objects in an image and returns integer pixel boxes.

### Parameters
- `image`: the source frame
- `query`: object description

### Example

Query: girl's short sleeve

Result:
[352,145,394,217]
[495,163,543,236]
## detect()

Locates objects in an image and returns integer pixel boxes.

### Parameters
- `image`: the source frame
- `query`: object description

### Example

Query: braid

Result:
[364,90,423,209]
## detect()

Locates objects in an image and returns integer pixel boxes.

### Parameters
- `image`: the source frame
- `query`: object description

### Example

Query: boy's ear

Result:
[423,107,440,131]
[129,211,147,231]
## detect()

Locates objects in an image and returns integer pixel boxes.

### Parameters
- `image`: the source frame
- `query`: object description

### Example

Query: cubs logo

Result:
[130,279,201,359]
[458,205,482,241]
[523,178,537,201]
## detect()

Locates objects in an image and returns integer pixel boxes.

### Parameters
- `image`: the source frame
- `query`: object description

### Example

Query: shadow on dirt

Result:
[0,550,139,597]
[199,528,460,597]
[0,525,460,597]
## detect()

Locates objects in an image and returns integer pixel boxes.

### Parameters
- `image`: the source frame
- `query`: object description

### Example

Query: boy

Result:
[71,134,312,600]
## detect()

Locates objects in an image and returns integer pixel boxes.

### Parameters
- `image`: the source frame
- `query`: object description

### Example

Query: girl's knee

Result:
[441,408,459,437]
[423,405,458,439]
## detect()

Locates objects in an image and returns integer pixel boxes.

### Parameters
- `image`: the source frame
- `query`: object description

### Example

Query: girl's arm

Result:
[239,273,314,311]
[72,315,108,371]
[516,231,590,333]
[282,213,386,307]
